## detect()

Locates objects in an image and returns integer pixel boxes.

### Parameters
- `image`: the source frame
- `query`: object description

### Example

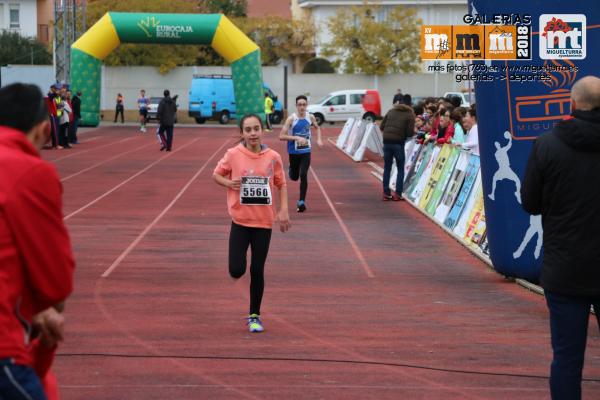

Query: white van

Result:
[443,91,474,107]
[307,89,382,125]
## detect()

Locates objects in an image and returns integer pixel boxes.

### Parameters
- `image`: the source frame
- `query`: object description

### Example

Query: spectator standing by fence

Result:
[380,101,415,201]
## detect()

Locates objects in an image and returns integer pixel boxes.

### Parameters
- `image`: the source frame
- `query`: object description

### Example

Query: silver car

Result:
[145,97,162,121]
[146,96,178,123]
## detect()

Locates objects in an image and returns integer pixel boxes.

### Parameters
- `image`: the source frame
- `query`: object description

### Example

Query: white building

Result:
[0,0,53,43]
[297,0,468,56]
[0,0,39,38]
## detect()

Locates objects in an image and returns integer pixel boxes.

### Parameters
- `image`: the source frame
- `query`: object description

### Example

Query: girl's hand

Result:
[229,178,241,190]
[277,209,291,232]
[296,137,308,146]
[317,138,323,147]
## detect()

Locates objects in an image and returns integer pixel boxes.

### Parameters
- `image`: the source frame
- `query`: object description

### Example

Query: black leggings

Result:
[289,152,311,201]
[114,105,124,123]
[229,222,272,315]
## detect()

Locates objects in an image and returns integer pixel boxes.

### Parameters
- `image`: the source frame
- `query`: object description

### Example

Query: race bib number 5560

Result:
[240,176,272,205]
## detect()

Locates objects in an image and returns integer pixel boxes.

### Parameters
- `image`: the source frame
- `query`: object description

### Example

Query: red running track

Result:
[44,125,600,399]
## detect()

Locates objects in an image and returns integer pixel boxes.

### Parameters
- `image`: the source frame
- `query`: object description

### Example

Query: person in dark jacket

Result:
[379,103,415,200]
[521,75,600,400]
[392,89,403,105]
[157,89,177,152]
[69,91,81,144]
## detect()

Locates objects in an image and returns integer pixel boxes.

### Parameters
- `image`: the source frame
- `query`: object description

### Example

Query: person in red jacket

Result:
[0,83,75,399]
[434,108,455,144]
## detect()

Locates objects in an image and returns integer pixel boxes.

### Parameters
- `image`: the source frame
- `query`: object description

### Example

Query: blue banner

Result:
[471,0,599,281]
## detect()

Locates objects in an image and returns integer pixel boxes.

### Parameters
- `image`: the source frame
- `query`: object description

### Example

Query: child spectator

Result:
[450,107,467,145]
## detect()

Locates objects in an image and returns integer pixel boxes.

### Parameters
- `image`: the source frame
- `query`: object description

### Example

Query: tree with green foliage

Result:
[236,16,316,66]
[198,0,247,17]
[196,0,248,65]
[86,0,200,73]
[321,2,421,75]
[0,32,52,65]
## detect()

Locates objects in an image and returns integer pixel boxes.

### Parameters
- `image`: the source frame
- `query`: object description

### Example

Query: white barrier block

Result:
[369,124,384,155]
[336,118,355,149]
[353,123,384,162]
[345,120,367,156]
[343,120,361,151]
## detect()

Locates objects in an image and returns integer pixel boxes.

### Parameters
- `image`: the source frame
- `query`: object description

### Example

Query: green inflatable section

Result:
[109,13,220,44]
[71,13,264,127]
[231,50,265,121]
[70,49,102,127]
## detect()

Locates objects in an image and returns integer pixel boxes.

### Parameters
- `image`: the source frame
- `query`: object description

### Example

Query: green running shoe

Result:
[247,314,264,333]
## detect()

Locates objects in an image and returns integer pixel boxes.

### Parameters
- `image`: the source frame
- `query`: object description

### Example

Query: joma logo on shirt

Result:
[243,177,267,184]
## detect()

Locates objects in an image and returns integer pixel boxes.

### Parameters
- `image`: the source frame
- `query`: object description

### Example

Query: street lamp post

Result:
[0,64,7,88]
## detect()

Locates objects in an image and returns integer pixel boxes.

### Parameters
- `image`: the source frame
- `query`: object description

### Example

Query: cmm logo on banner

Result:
[421,25,531,60]
[508,59,576,140]
[421,26,453,60]
[453,25,484,59]
[539,14,586,60]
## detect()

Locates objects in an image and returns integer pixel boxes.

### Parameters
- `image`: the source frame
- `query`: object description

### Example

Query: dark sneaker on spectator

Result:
[391,192,404,201]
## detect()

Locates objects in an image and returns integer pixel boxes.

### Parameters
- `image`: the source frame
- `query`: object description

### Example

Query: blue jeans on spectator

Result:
[545,291,600,400]
[382,143,405,195]
[0,359,47,399]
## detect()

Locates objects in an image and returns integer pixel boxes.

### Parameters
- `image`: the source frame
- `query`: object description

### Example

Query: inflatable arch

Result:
[71,13,264,126]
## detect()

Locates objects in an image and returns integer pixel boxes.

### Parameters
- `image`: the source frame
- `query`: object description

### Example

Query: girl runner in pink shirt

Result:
[213,114,290,332]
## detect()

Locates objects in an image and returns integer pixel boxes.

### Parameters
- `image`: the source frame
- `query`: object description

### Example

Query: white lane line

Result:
[61,141,156,182]
[101,138,230,278]
[310,167,376,278]
[51,137,133,163]
[64,138,200,221]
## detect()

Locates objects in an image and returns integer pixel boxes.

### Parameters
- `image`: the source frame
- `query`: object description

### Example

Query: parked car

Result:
[188,74,284,125]
[146,97,163,121]
[146,95,179,123]
[306,89,381,126]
